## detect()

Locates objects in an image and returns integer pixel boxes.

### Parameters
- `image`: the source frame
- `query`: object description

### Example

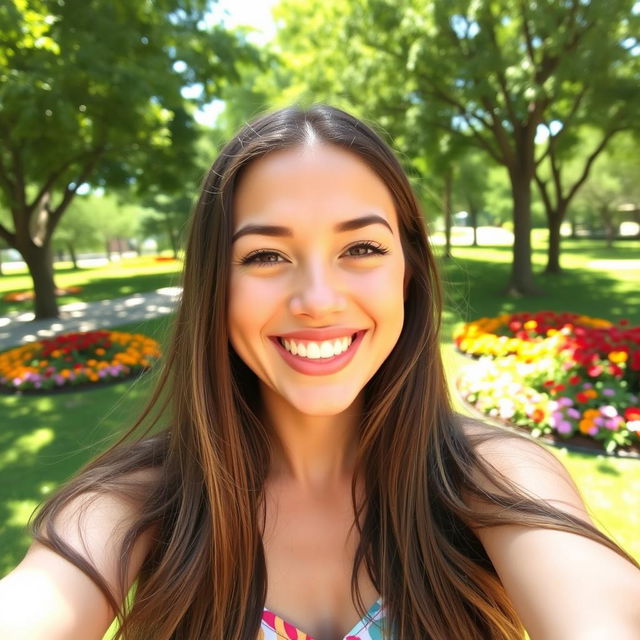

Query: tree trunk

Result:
[506,167,541,295]
[23,241,59,319]
[469,206,479,246]
[443,170,453,259]
[105,239,112,261]
[545,207,566,274]
[67,241,79,270]
[167,219,179,259]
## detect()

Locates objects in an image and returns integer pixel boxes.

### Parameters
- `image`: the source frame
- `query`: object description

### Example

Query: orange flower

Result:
[531,408,545,423]
[579,419,594,434]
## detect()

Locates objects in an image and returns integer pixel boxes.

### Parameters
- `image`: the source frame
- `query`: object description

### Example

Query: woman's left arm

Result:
[472,435,640,640]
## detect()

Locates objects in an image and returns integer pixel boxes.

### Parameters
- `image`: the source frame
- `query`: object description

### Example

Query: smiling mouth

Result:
[276,332,359,360]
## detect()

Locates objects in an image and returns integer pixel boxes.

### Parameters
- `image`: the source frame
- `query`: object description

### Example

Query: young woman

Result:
[1,105,639,640]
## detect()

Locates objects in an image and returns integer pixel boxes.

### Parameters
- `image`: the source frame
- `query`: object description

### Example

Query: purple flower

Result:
[602,388,615,397]
[54,374,65,385]
[588,426,598,436]
[604,418,621,430]
[567,408,581,420]
[556,421,573,434]
[594,417,605,427]
[558,396,574,407]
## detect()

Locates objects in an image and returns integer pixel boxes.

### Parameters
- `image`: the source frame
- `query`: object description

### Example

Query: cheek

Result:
[227,274,283,352]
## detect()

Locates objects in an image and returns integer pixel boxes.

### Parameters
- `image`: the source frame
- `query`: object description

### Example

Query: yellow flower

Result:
[608,351,628,364]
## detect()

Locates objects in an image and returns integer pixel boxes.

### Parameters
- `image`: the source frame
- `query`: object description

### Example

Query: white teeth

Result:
[307,342,321,359]
[280,335,354,359]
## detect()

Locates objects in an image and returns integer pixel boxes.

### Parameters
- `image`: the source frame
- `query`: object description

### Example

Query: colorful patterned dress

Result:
[258,599,389,640]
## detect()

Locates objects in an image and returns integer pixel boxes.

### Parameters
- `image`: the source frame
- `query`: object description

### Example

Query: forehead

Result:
[232,143,398,231]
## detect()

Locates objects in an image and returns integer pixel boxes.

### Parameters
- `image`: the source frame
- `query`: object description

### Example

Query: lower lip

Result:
[271,331,365,376]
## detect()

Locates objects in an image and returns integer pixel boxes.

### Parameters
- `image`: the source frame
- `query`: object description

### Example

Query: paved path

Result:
[0,287,182,347]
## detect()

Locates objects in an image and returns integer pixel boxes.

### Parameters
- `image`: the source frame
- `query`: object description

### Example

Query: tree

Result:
[0,0,256,318]
[272,0,640,294]
[139,194,193,258]
[453,148,493,246]
[53,195,104,268]
[570,131,640,244]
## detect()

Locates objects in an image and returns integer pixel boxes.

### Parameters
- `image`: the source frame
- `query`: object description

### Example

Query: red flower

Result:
[587,364,603,377]
[568,375,581,385]
[543,380,555,388]
[554,384,566,393]
[624,407,640,421]
[576,391,589,403]
[609,364,623,377]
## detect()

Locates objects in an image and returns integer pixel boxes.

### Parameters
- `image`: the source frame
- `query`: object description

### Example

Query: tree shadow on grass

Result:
[3,271,182,315]
[0,376,156,576]
[439,252,640,333]
[0,315,172,576]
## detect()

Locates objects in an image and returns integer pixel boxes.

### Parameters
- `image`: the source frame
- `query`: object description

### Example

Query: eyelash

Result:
[240,241,390,266]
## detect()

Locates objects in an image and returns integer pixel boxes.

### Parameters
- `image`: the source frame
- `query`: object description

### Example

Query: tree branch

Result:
[518,0,537,67]
[0,153,16,201]
[47,148,105,240]
[28,151,96,215]
[484,7,518,127]
[0,220,17,247]
[565,128,622,204]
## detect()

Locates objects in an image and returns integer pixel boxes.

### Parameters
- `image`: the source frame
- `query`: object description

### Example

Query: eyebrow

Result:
[232,214,393,242]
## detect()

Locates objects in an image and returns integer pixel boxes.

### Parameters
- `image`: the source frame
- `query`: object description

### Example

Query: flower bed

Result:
[454,311,640,454]
[0,330,161,393]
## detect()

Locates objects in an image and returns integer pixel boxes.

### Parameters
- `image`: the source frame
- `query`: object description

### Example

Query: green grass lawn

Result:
[1,236,639,580]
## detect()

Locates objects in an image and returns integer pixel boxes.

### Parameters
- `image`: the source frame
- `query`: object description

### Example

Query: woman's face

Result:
[228,143,407,417]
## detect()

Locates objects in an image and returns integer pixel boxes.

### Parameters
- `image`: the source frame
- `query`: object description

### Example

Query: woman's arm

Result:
[472,434,640,640]
[0,489,154,640]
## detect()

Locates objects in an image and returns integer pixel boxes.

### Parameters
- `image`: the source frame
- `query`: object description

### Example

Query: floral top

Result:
[258,599,389,640]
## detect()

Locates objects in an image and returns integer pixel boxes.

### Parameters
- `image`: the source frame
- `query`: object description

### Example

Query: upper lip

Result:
[274,328,362,341]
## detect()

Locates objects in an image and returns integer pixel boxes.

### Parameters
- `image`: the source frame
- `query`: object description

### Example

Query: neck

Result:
[261,386,362,491]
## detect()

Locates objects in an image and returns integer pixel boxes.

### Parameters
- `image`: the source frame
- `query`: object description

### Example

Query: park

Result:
[0,1,639,638]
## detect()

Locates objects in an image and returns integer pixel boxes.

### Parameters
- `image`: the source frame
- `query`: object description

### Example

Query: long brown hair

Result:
[32,105,636,639]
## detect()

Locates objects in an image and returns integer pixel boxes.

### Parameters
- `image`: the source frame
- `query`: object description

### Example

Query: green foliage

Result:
[0,0,258,316]
[270,0,640,291]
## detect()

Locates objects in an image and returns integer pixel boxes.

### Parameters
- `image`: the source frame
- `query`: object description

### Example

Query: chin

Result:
[268,383,363,418]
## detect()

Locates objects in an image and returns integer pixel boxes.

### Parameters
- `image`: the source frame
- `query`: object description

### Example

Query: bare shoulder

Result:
[461,419,640,638]
[461,418,589,520]
[0,467,162,640]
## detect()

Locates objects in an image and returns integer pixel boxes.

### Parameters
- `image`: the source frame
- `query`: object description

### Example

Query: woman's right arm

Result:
[0,489,154,640]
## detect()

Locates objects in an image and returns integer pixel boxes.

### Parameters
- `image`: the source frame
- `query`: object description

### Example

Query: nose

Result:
[289,258,347,319]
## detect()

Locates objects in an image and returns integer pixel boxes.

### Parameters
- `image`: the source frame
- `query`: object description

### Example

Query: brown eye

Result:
[344,242,389,258]
[241,250,286,266]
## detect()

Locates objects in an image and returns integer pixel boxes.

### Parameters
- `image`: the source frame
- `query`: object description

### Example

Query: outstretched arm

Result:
[0,490,154,640]
[472,434,640,639]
